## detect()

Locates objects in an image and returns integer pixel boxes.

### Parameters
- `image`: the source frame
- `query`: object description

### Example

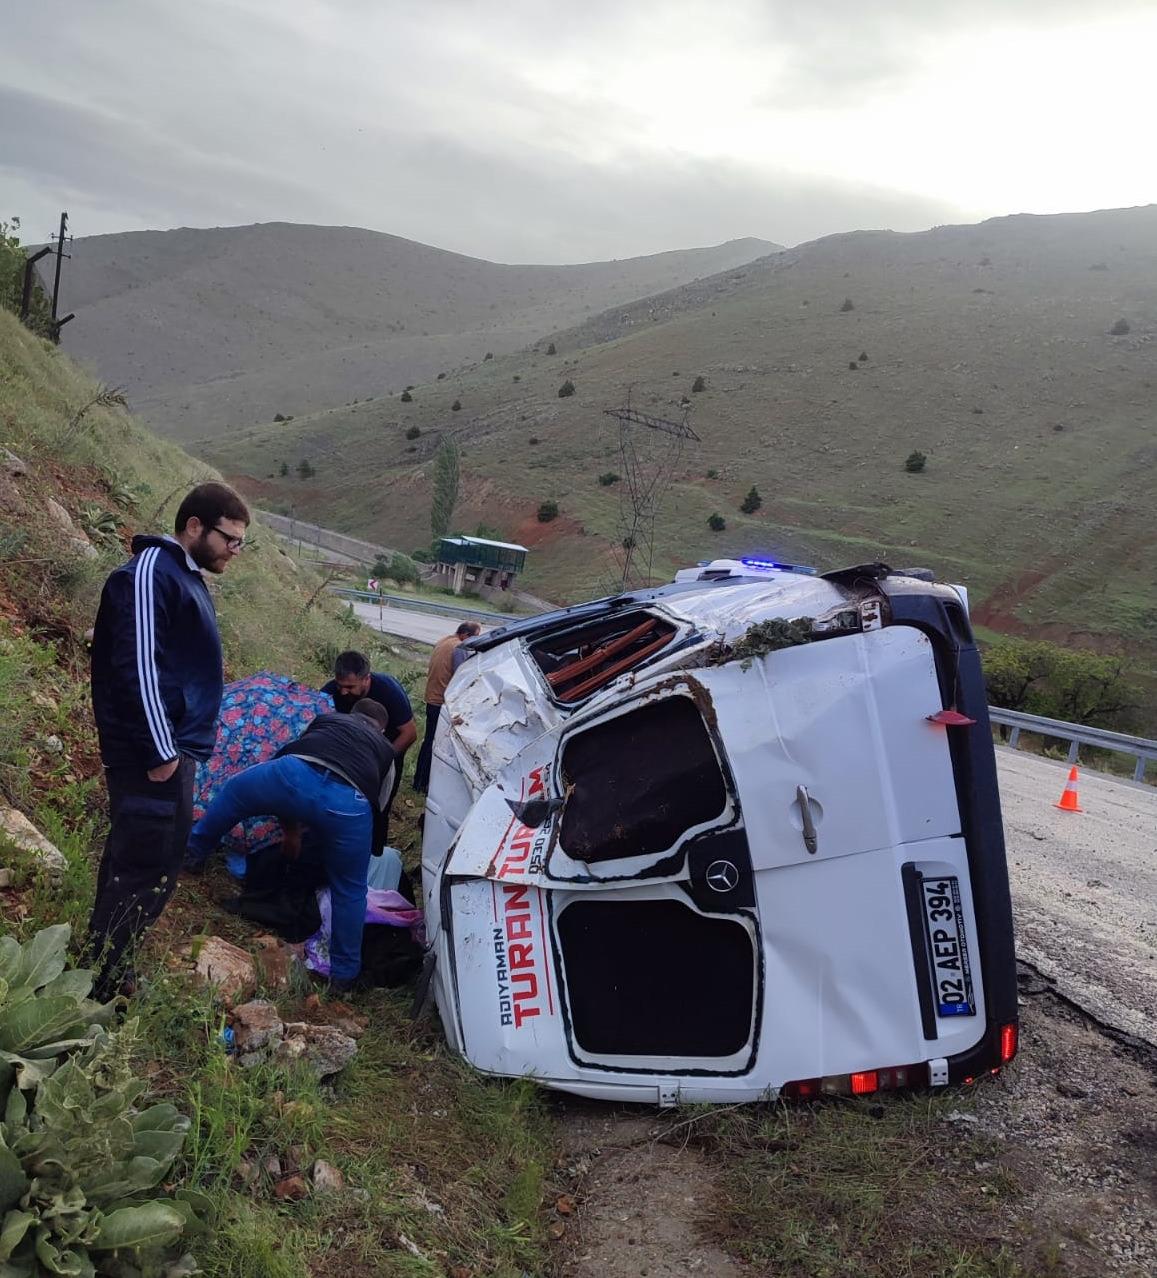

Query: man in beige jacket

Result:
[412,621,481,792]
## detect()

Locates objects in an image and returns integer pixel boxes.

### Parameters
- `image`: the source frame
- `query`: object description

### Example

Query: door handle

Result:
[796,785,818,855]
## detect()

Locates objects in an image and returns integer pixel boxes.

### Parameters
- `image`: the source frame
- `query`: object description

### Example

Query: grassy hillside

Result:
[204,206,1157,675]
[56,223,778,439]
[0,308,555,1277]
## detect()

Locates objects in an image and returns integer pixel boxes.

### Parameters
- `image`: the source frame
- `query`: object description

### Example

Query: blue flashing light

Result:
[739,556,817,576]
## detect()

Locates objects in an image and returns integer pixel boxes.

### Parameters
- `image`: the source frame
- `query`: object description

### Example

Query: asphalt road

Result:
[349,598,497,645]
[996,747,1157,1048]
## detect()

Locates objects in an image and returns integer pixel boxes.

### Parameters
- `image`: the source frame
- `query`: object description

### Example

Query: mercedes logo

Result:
[705,859,740,893]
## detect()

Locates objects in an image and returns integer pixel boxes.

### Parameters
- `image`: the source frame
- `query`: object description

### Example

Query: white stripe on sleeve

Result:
[134,547,176,760]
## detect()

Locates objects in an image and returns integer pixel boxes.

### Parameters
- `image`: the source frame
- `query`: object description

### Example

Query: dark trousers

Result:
[84,756,196,1000]
[411,703,441,794]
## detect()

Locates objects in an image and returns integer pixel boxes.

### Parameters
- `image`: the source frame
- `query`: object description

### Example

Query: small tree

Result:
[278,461,289,477]
[692,375,706,392]
[297,459,315,479]
[740,486,762,514]
[705,468,719,479]
[513,374,521,382]
[1109,318,1131,335]
[839,297,855,312]
[904,450,927,473]
[451,399,462,411]
[273,412,287,422]
[400,389,413,402]
[848,361,858,370]
[437,371,447,380]
[484,351,493,361]
[537,500,559,522]
[708,512,726,531]
[405,425,421,440]
[430,438,460,543]
[558,380,576,398]
[546,341,557,355]
[858,351,868,361]
[598,472,620,486]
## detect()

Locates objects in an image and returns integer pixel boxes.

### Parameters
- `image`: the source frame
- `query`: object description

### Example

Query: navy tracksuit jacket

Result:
[91,534,224,769]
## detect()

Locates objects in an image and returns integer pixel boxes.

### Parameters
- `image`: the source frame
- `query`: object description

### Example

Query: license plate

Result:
[920,876,975,1017]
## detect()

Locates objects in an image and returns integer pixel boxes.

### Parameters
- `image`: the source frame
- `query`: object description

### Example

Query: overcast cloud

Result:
[2,0,1154,261]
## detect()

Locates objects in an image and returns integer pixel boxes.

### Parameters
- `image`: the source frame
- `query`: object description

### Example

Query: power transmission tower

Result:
[603,399,700,590]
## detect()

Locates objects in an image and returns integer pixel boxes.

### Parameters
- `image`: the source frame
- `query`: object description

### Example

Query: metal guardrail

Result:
[332,587,510,625]
[988,707,1156,783]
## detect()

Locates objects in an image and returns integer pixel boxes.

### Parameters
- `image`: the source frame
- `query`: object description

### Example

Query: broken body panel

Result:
[421,560,1017,1103]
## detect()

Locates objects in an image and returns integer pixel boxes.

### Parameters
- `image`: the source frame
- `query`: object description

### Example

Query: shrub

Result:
[546,342,556,355]
[680,396,691,405]
[296,459,314,479]
[451,399,462,411]
[858,351,868,361]
[848,361,858,370]
[904,450,927,473]
[405,425,421,440]
[557,380,575,398]
[512,375,520,382]
[436,372,446,380]
[705,468,719,479]
[411,547,434,563]
[537,500,559,523]
[272,413,286,423]
[708,513,726,531]
[528,436,540,445]
[984,637,1140,729]
[691,375,706,392]
[483,352,493,361]
[0,925,201,1276]
[839,297,854,312]
[400,390,413,403]
[385,552,422,586]
[740,486,762,514]
[1109,318,1130,335]
[278,461,289,477]
[597,472,620,486]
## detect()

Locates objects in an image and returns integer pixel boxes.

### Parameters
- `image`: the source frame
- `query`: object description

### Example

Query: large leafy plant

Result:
[0,927,204,1277]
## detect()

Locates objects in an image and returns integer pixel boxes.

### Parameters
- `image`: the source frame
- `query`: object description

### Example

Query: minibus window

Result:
[560,696,726,862]
[529,610,676,702]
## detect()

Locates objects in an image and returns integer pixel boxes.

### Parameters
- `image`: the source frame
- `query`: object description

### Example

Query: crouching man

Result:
[186,700,395,989]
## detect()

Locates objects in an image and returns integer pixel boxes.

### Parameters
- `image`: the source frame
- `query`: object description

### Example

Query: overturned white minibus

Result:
[420,559,1018,1103]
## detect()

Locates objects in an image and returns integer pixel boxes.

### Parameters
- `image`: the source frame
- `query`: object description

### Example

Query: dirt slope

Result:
[53,223,778,438]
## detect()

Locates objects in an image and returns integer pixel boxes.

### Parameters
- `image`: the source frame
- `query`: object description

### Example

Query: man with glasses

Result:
[85,481,250,1000]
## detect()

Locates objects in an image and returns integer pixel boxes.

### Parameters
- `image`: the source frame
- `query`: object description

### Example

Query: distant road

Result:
[997,748,1157,1048]
[349,598,498,645]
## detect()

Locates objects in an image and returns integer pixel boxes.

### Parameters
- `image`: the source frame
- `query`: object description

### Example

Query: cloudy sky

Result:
[3,0,1154,262]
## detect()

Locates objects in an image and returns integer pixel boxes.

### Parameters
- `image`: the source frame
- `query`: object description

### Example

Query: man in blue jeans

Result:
[187,700,395,989]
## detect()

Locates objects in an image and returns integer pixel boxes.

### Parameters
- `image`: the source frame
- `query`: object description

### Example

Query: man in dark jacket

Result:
[185,701,396,988]
[85,481,250,999]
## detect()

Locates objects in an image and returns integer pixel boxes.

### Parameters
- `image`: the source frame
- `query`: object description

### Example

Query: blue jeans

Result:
[188,756,372,983]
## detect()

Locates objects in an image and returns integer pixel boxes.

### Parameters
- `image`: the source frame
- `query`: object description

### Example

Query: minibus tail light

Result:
[1000,1022,1019,1064]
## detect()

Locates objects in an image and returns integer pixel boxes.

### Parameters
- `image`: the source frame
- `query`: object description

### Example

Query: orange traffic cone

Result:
[1055,765,1082,813]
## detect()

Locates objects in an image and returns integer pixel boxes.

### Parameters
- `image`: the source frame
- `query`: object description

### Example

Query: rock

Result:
[231,999,284,1051]
[943,1110,980,1125]
[39,735,64,755]
[0,806,67,876]
[194,937,257,1000]
[0,868,13,888]
[251,935,300,990]
[311,1160,344,1194]
[1,448,28,477]
[45,497,75,531]
[263,1155,282,1179]
[1086,879,1106,889]
[274,1023,358,1078]
[273,1174,310,1202]
[69,535,99,560]
[1056,1080,1090,1099]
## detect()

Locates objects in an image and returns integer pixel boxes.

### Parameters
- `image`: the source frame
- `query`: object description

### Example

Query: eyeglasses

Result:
[211,525,247,551]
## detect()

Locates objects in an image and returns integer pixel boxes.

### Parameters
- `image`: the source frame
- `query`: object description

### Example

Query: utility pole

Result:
[47,212,74,342]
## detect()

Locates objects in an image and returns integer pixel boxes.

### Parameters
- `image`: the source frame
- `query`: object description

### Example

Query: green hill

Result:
[202,205,1157,668]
